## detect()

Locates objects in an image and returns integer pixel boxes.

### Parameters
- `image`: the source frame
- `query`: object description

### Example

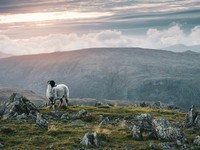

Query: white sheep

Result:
[46,80,69,108]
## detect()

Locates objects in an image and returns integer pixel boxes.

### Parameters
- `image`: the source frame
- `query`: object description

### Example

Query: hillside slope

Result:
[0,52,12,59]
[0,88,46,106]
[0,48,200,108]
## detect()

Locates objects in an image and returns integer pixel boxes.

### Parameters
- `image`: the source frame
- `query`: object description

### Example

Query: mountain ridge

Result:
[0,47,200,108]
[164,44,200,52]
[0,51,12,59]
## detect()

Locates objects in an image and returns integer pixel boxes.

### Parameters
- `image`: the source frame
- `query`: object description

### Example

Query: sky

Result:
[0,0,200,55]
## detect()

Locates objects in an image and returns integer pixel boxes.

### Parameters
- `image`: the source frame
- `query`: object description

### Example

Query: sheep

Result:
[46,80,69,108]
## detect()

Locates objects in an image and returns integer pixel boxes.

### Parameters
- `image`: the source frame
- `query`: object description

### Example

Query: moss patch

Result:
[0,105,197,149]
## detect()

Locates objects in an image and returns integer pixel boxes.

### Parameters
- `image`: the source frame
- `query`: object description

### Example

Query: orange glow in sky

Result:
[0,11,112,24]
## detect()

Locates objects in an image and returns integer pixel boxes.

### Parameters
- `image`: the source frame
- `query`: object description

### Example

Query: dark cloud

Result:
[0,0,200,39]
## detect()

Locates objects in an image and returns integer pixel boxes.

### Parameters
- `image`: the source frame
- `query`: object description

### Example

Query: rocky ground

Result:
[0,93,200,149]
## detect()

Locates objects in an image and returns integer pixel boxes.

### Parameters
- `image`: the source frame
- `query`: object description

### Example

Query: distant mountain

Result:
[0,51,12,58]
[164,44,200,52]
[0,87,46,106]
[0,47,200,108]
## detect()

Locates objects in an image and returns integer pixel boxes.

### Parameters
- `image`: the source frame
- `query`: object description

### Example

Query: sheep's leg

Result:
[52,97,60,109]
[59,98,63,107]
[65,97,69,106]
[60,96,68,108]
[49,98,55,106]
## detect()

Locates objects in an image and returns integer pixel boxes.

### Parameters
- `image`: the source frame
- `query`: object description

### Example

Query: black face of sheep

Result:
[47,80,56,88]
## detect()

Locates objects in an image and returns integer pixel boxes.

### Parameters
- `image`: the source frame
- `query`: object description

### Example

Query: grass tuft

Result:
[0,105,196,149]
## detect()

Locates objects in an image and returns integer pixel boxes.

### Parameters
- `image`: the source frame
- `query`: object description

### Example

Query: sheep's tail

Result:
[64,85,69,105]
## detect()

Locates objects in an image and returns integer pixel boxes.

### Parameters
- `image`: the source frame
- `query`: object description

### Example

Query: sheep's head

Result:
[47,80,55,88]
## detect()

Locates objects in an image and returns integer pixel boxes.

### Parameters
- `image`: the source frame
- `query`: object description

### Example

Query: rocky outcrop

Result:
[134,101,180,110]
[0,143,4,148]
[80,132,99,147]
[95,101,114,107]
[193,136,200,145]
[99,116,109,126]
[132,125,143,140]
[132,114,184,141]
[73,109,88,119]
[185,105,198,126]
[36,112,48,128]
[80,132,107,148]
[134,113,153,130]
[152,119,183,141]
[185,105,200,128]
[2,93,39,120]
[60,112,70,120]
[158,142,177,150]
[132,113,157,140]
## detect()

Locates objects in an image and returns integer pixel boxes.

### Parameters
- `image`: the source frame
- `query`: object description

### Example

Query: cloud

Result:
[0,25,200,55]
[145,25,186,48]
[145,25,200,48]
[189,26,200,45]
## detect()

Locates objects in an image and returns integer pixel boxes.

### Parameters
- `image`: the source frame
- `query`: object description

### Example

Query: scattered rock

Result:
[180,144,189,150]
[99,116,109,126]
[152,101,162,108]
[123,146,133,150]
[98,115,104,122]
[115,118,129,128]
[95,101,104,107]
[132,125,142,140]
[166,105,180,110]
[50,110,63,118]
[158,142,177,150]
[70,119,86,126]
[132,114,183,141]
[72,109,95,122]
[16,113,28,120]
[36,113,48,128]
[152,118,183,141]
[176,140,182,146]
[148,143,159,150]
[80,132,99,147]
[0,143,4,148]
[95,101,114,107]
[61,112,70,120]
[193,136,200,145]
[0,106,5,116]
[134,113,153,130]
[74,109,87,118]
[27,110,37,121]
[132,113,157,140]
[2,93,39,120]
[134,101,180,111]
[49,143,54,149]
[185,105,198,127]
[151,101,180,110]
[194,115,200,128]
[139,102,148,107]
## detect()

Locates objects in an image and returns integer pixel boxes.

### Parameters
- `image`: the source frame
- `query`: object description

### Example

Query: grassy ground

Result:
[0,105,199,149]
